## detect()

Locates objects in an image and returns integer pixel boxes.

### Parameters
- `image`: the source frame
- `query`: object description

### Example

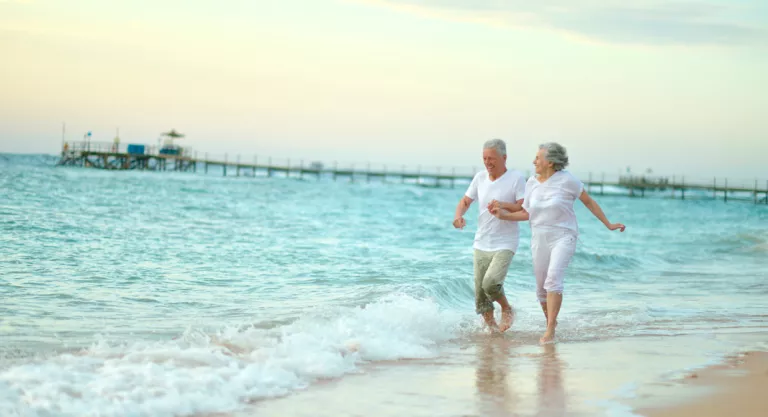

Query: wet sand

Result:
[223,331,766,417]
[636,350,768,417]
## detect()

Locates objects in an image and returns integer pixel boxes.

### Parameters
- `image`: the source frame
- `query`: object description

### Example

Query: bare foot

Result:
[499,308,514,332]
[482,311,499,333]
[540,327,556,344]
[485,321,500,334]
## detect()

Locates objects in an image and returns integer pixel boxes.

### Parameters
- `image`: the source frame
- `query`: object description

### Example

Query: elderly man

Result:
[453,139,526,332]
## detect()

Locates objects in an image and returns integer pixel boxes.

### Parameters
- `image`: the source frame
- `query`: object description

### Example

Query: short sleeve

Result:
[514,173,526,201]
[565,172,584,198]
[522,177,535,211]
[465,173,480,200]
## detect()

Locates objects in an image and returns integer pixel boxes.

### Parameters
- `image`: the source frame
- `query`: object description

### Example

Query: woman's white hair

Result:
[483,138,506,157]
[539,142,569,171]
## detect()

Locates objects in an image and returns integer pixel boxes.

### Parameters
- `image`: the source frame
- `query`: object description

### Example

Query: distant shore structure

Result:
[56,137,767,204]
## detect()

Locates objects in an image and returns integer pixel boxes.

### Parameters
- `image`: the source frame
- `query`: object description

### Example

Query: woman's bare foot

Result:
[540,326,556,344]
[499,308,514,332]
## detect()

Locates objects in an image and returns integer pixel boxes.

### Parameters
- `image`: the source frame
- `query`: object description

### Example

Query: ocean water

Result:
[1,154,767,417]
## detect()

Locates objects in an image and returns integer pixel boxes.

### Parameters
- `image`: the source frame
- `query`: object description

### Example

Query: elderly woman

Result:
[489,142,625,344]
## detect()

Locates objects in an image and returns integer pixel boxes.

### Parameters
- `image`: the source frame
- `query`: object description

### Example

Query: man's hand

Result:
[454,196,473,230]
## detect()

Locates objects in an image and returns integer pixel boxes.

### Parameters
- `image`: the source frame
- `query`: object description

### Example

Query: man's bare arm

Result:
[453,196,473,229]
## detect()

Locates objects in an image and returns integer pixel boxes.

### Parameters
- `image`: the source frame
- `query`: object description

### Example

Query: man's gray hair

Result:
[539,142,569,171]
[483,138,507,157]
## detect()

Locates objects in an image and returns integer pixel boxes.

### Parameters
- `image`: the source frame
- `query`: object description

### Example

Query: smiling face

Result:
[483,147,506,177]
[533,147,553,175]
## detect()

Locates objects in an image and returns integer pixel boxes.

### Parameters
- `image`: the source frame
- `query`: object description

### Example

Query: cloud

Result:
[358,0,768,46]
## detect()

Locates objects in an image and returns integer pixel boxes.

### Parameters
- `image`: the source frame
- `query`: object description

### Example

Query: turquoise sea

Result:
[1,154,767,417]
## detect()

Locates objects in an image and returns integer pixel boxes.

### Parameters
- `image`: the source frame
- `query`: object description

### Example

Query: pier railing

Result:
[62,141,193,158]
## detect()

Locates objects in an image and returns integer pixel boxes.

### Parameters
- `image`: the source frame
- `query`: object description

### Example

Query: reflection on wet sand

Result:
[475,336,516,417]
[536,343,566,417]
[475,337,566,417]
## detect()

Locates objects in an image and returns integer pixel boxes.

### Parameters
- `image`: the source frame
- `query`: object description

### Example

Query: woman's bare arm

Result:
[493,207,530,222]
[578,190,625,231]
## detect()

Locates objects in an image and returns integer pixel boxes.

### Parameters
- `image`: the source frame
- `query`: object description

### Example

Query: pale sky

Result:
[1,0,767,180]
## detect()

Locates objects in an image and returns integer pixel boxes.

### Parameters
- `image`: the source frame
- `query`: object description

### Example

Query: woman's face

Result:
[533,148,552,175]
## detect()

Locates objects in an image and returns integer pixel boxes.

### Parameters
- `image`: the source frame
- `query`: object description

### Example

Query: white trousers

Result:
[531,227,578,302]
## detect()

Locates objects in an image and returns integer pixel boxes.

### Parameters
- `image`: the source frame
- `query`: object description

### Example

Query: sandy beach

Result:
[636,350,768,417]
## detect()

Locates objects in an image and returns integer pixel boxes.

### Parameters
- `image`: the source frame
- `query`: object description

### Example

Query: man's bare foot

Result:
[499,308,514,332]
[540,327,556,344]
[485,321,500,334]
[482,311,499,333]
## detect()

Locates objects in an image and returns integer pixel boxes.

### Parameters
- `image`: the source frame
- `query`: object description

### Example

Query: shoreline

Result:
[3,328,766,416]
[229,331,767,417]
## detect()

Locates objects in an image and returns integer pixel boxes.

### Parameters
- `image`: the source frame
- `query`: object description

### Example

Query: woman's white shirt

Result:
[522,171,584,234]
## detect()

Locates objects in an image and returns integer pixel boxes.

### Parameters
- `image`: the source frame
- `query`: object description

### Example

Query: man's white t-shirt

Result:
[522,170,584,234]
[465,169,527,253]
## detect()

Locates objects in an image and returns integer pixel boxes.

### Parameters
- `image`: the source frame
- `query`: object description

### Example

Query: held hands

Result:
[488,200,506,219]
[487,200,507,219]
[487,200,501,215]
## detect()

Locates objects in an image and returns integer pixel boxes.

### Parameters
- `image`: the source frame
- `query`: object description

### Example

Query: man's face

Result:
[483,148,506,174]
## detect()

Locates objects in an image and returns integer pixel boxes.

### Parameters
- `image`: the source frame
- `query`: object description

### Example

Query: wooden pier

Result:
[57,141,768,204]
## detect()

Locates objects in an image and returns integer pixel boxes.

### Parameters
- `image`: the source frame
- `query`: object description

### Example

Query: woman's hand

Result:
[607,223,626,232]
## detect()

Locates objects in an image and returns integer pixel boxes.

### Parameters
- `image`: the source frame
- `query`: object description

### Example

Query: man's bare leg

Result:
[497,294,515,332]
[541,292,562,344]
